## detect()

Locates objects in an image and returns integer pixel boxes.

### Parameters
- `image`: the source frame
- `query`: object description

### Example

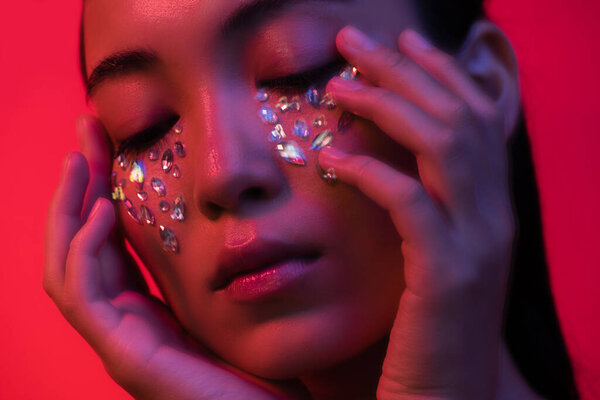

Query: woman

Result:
[44,0,578,398]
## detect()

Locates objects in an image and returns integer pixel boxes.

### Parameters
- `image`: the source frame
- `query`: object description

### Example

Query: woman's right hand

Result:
[43,115,311,400]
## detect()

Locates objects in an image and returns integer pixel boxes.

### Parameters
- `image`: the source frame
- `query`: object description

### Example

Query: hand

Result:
[318,26,516,399]
[43,115,311,400]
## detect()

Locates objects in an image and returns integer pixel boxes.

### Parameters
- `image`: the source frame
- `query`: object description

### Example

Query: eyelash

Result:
[115,59,347,158]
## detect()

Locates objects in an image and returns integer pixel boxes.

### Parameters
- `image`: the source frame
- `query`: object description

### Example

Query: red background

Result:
[1,1,598,398]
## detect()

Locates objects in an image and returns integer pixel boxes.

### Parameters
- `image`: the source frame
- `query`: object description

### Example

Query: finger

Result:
[335,25,464,125]
[327,77,478,216]
[77,114,113,220]
[318,146,448,248]
[44,152,89,297]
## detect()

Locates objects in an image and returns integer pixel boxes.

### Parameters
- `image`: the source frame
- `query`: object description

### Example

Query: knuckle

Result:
[449,99,475,126]
[354,156,377,182]
[431,127,466,162]
[380,49,411,74]
[393,180,427,209]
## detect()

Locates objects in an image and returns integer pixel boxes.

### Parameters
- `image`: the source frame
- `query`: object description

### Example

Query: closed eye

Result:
[115,114,180,158]
[256,58,348,94]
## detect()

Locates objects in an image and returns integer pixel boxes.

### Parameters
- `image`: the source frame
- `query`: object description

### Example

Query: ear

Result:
[456,20,521,140]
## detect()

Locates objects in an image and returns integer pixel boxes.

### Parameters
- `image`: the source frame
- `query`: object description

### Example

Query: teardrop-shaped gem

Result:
[161,149,174,173]
[293,120,310,140]
[151,177,166,197]
[276,96,291,113]
[290,97,301,112]
[339,65,358,80]
[306,86,320,108]
[313,115,327,128]
[112,186,125,201]
[320,93,336,110]
[173,142,186,158]
[311,130,334,151]
[159,225,179,253]
[259,106,279,125]
[255,88,269,102]
[123,198,142,224]
[321,168,338,184]
[276,141,306,166]
[269,124,286,142]
[173,124,183,135]
[172,165,181,178]
[129,160,145,188]
[137,191,148,201]
[148,149,159,161]
[159,200,170,212]
[116,153,129,170]
[140,205,155,225]
[337,111,355,132]
[170,196,185,221]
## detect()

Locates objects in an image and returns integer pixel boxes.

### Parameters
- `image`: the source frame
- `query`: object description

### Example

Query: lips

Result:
[211,239,321,291]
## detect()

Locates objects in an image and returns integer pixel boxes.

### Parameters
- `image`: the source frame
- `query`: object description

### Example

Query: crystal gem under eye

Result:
[276,97,292,113]
[172,165,181,178]
[173,125,183,135]
[340,65,358,80]
[174,142,186,158]
[320,93,336,110]
[159,225,179,253]
[313,115,327,128]
[337,111,354,132]
[255,88,270,102]
[148,149,159,161]
[161,149,174,173]
[269,124,286,142]
[276,141,306,166]
[123,198,142,224]
[306,86,321,108]
[129,160,145,185]
[151,177,166,197]
[170,196,185,221]
[112,186,125,201]
[311,130,333,150]
[293,120,310,140]
[117,153,129,169]
[140,205,155,225]
[159,200,170,212]
[321,168,338,184]
[137,191,148,201]
[259,106,279,125]
[290,97,301,112]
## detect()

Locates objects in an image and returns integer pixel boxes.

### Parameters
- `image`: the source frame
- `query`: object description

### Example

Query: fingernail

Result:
[403,29,433,51]
[328,77,364,94]
[342,26,378,51]
[89,198,104,220]
[76,115,88,147]
[62,152,72,174]
[319,145,347,164]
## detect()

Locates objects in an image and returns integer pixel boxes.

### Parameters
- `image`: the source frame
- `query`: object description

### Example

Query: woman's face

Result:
[84,0,422,378]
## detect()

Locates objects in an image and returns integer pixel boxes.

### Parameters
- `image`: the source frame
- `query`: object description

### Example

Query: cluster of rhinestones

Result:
[111,124,186,253]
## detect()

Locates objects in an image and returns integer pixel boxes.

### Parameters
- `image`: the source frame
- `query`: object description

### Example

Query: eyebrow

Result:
[86,0,351,98]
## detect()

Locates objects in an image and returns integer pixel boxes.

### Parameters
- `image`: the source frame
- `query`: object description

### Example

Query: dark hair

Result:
[78,2,579,398]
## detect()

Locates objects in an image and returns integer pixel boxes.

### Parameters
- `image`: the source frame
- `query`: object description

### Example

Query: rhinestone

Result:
[111,186,125,201]
[170,196,185,221]
[311,130,334,151]
[339,65,358,80]
[313,115,327,128]
[293,120,310,140]
[148,149,159,161]
[129,160,145,187]
[174,142,186,158]
[255,88,269,102]
[123,198,142,224]
[276,96,291,113]
[159,225,179,253]
[172,165,181,178]
[137,191,148,201]
[173,124,183,135]
[320,93,336,110]
[140,205,155,226]
[306,86,320,108]
[276,141,306,166]
[259,106,279,125]
[151,177,166,197]
[269,124,286,142]
[321,168,338,184]
[337,111,355,132]
[117,153,129,169]
[161,149,174,173]
[159,200,171,212]
[290,97,301,112]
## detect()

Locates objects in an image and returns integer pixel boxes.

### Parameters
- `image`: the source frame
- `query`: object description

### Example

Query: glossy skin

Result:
[44,0,539,399]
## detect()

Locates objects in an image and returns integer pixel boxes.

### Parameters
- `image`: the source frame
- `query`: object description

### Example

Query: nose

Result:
[192,92,287,220]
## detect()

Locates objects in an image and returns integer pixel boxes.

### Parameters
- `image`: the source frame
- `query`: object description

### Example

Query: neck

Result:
[298,335,389,400]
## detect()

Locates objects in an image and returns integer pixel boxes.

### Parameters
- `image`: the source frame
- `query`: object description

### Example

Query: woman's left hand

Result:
[319,26,516,399]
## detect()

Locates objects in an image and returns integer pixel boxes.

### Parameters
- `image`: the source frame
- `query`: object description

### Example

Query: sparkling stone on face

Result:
[172,165,181,178]
[320,93,336,110]
[112,186,125,201]
[123,198,142,224]
[306,86,320,108]
[173,124,183,135]
[137,191,148,201]
[159,200,170,212]
[337,111,355,132]
[269,124,286,142]
[340,65,358,80]
[276,141,306,166]
[161,149,174,173]
[259,106,279,125]
[129,160,145,187]
[276,97,291,113]
[313,115,327,128]
[170,196,185,221]
[290,97,301,112]
[255,88,269,102]
[159,225,179,253]
[151,177,167,197]
[293,120,310,140]
[174,142,186,158]
[148,149,159,161]
[321,168,338,184]
[311,130,333,150]
[117,153,129,169]
[140,205,155,225]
